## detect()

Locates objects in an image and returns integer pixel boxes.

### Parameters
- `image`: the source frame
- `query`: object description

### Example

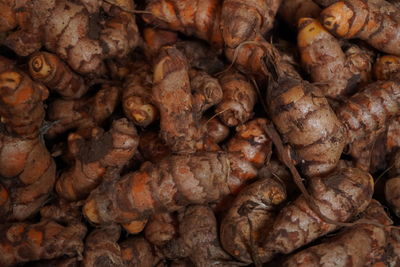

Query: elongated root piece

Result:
[0,70,56,221]
[83,118,272,224]
[264,167,373,255]
[284,199,392,267]
[298,18,373,98]
[0,220,86,267]
[321,0,400,56]
[28,52,88,99]
[56,118,139,201]
[220,177,286,263]
[161,205,234,266]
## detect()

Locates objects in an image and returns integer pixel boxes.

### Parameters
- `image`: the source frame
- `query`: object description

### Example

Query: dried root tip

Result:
[0,220,87,267]
[82,224,124,267]
[374,55,400,81]
[385,177,400,217]
[216,69,257,127]
[28,52,88,99]
[221,177,286,263]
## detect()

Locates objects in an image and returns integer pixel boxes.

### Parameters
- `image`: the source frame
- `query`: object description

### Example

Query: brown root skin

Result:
[267,77,346,177]
[216,69,257,127]
[46,84,119,138]
[220,177,286,264]
[336,80,400,144]
[386,227,400,266]
[385,177,400,217]
[143,27,179,59]
[0,56,15,73]
[82,224,124,267]
[0,1,17,32]
[320,0,400,56]
[122,61,158,127]
[298,18,373,98]
[138,130,171,163]
[161,205,234,267]
[28,52,88,99]
[145,212,178,247]
[5,0,140,75]
[279,0,321,27]
[264,167,374,255]
[0,220,87,267]
[56,118,139,202]
[374,55,400,81]
[120,236,163,267]
[284,199,392,267]
[152,46,199,152]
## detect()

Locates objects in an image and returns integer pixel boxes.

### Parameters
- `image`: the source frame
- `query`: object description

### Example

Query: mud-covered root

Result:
[279,0,321,27]
[28,52,88,99]
[220,177,286,264]
[216,69,257,127]
[373,54,400,81]
[268,78,346,177]
[283,199,392,267]
[161,205,234,267]
[120,236,163,267]
[298,18,373,98]
[145,212,177,247]
[82,224,124,267]
[320,0,400,55]
[264,167,374,255]
[46,84,120,138]
[56,118,139,202]
[0,220,87,267]
[385,177,400,217]
[122,62,158,127]
[152,46,199,152]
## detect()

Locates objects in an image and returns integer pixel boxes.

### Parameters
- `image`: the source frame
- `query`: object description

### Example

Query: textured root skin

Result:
[298,18,373,98]
[0,220,86,267]
[82,224,124,267]
[0,1,17,32]
[198,117,230,152]
[386,227,400,266]
[46,84,119,138]
[122,62,158,127]
[0,70,48,138]
[143,0,224,49]
[264,167,374,255]
[5,0,140,75]
[120,237,161,267]
[374,54,400,81]
[385,177,400,217]
[0,70,56,221]
[267,78,346,177]
[83,118,271,224]
[153,46,199,152]
[28,52,88,99]
[220,177,286,263]
[145,212,177,247]
[279,0,321,27]
[161,205,233,266]
[220,0,281,49]
[139,130,171,162]
[321,0,400,56]
[216,69,257,127]
[284,199,392,267]
[143,27,179,59]
[56,118,139,202]
[336,80,400,144]
[190,69,223,119]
